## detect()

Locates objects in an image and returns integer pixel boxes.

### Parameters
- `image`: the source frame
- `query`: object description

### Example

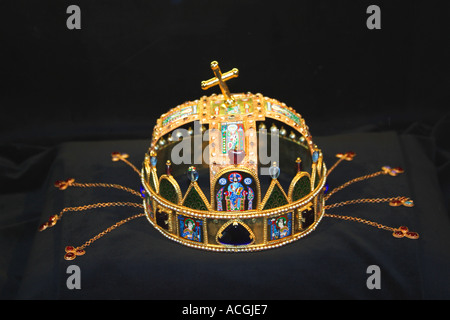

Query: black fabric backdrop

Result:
[1,0,449,302]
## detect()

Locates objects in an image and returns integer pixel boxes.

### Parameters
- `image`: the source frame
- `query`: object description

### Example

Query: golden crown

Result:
[141,61,327,252]
[39,60,419,261]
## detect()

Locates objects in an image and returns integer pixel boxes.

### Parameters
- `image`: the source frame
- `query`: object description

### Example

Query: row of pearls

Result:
[144,198,324,253]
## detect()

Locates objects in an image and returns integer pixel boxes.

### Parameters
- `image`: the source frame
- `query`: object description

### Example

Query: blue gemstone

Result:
[140,185,146,198]
[324,182,329,194]
[312,151,319,163]
[187,167,199,182]
[150,156,157,167]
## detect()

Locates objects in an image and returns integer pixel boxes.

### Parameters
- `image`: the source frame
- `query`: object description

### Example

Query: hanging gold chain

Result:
[58,201,143,219]
[64,213,146,260]
[111,152,141,176]
[326,157,345,177]
[119,158,141,176]
[323,213,396,232]
[78,213,145,250]
[325,166,404,201]
[38,201,143,231]
[54,179,142,199]
[326,152,357,177]
[325,171,384,200]
[71,182,143,198]
[324,196,408,210]
[323,212,419,239]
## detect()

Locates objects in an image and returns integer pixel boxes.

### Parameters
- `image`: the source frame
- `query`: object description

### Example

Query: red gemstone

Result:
[64,252,76,260]
[54,180,63,187]
[393,167,404,173]
[393,231,404,238]
[65,246,75,252]
[346,151,355,157]
[398,226,409,232]
[111,152,121,161]
[390,200,402,206]
[75,249,86,256]
[47,219,57,227]
[38,223,48,232]
[406,232,419,239]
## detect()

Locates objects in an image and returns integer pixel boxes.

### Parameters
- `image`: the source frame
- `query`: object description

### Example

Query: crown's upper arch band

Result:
[150,93,315,157]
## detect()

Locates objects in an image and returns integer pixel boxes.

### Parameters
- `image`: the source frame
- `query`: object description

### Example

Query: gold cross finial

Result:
[201,61,239,104]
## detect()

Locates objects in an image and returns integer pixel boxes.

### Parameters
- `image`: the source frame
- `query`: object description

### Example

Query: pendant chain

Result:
[324,196,408,210]
[71,182,143,198]
[78,213,145,250]
[323,166,418,239]
[57,201,143,219]
[326,157,345,177]
[324,170,384,201]
[323,213,396,232]
[38,201,143,232]
[119,157,141,176]
[64,213,146,260]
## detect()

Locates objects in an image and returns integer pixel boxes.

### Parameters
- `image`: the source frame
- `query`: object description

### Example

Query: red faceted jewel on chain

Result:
[389,199,403,206]
[389,197,414,207]
[393,167,404,173]
[393,230,405,238]
[64,252,76,260]
[38,214,60,232]
[392,226,419,239]
[346,151,356,159]
[336,151,356,161]
[64,246,86,260]
[405,231,419,239]
[111,152,129,162]
[54,178,75,190]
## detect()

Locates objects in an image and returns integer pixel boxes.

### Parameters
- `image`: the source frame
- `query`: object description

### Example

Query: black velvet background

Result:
[1,0,449,302]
